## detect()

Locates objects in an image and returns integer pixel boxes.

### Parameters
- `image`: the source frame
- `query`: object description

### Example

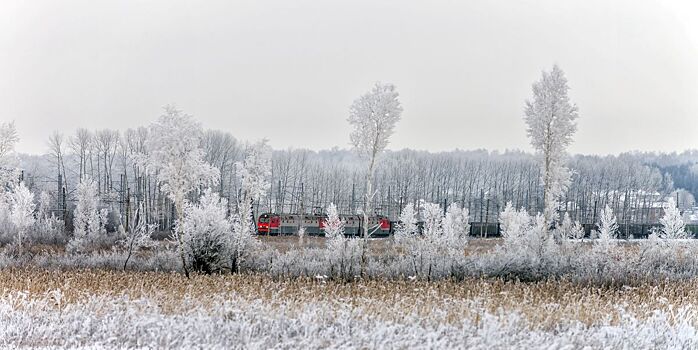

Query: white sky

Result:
[1,0,697,155]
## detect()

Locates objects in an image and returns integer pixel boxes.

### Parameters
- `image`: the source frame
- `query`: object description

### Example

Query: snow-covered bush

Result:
[323,203,360,280]
[558,212,585,241]
[442,203,470,254]
[68,178,107,253]
[229,202,260,274]
[640,198,692,267]
[498,203,552,258]
[178,189,230,274]
[30,191,66,245]
[394,201,469,280]
[297,226,306,246]
[594,205,618,254]
[493,203,563,280]
[499,202,531,246]
[657,198,689,240]
[8,182,35,252]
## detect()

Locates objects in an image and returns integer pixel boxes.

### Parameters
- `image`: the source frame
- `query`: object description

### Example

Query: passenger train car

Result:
[257,213,391,237]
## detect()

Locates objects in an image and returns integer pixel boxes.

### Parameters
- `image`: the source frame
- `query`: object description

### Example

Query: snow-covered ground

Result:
[2,293,695,349]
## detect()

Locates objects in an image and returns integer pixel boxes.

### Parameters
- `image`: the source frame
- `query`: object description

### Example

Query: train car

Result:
[343,215,362,236]
[279,214,300,235]
[257,213,391,237]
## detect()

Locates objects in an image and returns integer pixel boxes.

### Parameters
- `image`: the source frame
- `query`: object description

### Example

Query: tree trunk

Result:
[175,195,190,278]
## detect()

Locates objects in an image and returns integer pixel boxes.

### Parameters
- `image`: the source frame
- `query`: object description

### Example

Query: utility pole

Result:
[126,187,131,232]
[351,183,356,214]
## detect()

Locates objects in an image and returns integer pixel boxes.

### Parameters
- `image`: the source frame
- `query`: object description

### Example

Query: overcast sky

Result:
[1,0,697,155]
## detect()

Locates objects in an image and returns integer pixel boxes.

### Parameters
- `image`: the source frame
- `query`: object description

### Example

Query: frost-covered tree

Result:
[324,203,345,242]
[595,205,618,252]
[229,140,270,273]
[0,121,18,160]
[229,208,258,274]
[37,192,51,222]
[236,140,272,204]
[0,121,20,188]
[324,203,356,279]
[394,201,467,280]
[179,189,230,274]
[524,65,578,228]
[394,203,418,243]
[499,202,531,246]
[658,198,689,240]
[418,202,444,279]
[393,203,420,272]
[144,105,219,277]
[442,203,469,254]
[558,212,585,241]
[119,203,155,270]
[498,202,558,267]
[9,182,35,252]
[348,82,402,273]
[33,191,64,244]
[68,178,105,253]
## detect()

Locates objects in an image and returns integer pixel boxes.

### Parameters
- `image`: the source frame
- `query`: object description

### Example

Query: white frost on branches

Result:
[68,178,106,253]
[0,121,20,189]
[658,198,689,240]
[144,106,220,206]
[229,205,260,274]
[395,201,468,280]
[178,189,230,274]
[143,105,219,276]
[348,83,403,162]
[324,203,346,248]
[324,203,357,279]
[394,203,418,244]
[595,205,618,253]
[9,182,35,251]
[119,203,156,270]
[524,65,578,227]
[441,203,470,255]
[236,140,272,203]
[499,202,531,246]
[348,82,403,273]
[498,203,558,264]
[558,212,585,241]
[229,141,270,273]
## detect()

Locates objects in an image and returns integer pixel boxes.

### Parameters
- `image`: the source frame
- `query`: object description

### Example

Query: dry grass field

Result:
[1,268,696,348]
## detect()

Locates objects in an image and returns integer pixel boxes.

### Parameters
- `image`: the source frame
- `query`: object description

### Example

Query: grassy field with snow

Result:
[1,268,697,349]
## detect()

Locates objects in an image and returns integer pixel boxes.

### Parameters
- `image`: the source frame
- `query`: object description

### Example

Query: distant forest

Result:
[16,130,698,229]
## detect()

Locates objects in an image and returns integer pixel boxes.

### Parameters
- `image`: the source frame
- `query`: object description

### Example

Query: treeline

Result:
[16,127,696,230]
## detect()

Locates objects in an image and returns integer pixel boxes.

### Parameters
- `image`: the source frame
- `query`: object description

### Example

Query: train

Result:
[258,211,698,239]
[257,213,391,236]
